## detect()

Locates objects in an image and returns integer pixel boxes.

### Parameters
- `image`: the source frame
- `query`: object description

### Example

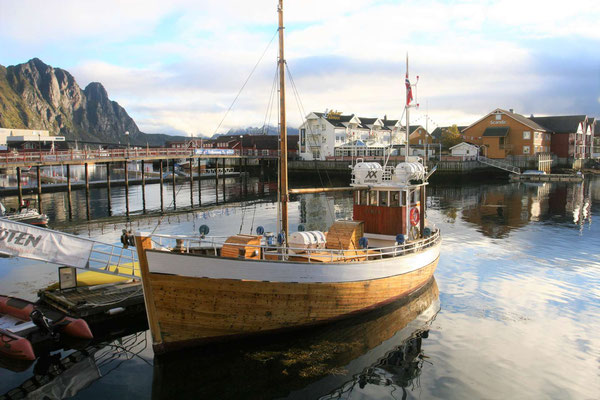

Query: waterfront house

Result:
[0,128,66,151]
[461,109,551,159]
[408,126,431,146]
[528,115,593,160]
[298,111,405,160]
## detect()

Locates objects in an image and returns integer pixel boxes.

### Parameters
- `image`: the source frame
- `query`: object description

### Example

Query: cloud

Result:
[3,0,598,135]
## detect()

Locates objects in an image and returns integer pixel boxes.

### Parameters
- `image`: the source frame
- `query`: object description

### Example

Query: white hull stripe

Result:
[146,242,440,283]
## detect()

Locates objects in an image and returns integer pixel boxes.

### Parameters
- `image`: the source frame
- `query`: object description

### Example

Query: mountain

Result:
[222,125,299,138]
[0,58,187,146]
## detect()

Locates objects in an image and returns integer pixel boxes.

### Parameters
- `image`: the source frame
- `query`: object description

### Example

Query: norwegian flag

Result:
[405,74,413,106]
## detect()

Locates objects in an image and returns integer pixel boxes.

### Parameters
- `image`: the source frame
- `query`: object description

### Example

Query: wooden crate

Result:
[325,221,364,250]
[221,235,262,259]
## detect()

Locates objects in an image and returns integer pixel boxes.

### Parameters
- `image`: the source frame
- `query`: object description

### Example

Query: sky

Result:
[0,0,599,137]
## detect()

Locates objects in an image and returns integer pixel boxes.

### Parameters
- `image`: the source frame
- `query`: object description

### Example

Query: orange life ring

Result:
[410,207,420,226]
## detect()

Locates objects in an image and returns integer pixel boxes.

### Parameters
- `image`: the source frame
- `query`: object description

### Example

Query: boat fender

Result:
[396,234,405,245]
[29,309,59,340]
[423,227,432,237]
[358,237,368,249]
[256,226,265,235]
[410,207,420,226]
[297,224,305,232]
[199,224,210,237]
[277,232,286,245]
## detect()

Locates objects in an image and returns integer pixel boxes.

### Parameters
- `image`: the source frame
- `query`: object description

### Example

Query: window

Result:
[262,149,269,156]
[495,114,502,120]
[379,191,388,206]
[360,190,368,205]
[369,191,377,206]
[321,124,326,131]
[390,191,400,207]
[523,131,531,139]
[523,145,530,154]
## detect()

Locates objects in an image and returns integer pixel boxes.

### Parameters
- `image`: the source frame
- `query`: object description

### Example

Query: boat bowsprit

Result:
[0,295,93,360]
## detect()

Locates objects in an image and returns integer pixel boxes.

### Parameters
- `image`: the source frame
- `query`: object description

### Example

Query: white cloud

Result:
[3,0,598,135]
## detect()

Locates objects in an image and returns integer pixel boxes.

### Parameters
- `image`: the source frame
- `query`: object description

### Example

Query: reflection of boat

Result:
[0,201,49,227]
[0,295,93,361]
[134,0,440,355]
[0,319,148,398]
[152,278,439,399]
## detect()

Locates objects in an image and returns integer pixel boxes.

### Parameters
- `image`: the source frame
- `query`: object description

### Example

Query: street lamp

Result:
[239,135,243,156]
[125,131,130,156]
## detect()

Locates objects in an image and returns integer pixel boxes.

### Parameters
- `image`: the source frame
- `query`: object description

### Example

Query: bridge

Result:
[0,147,276,168]
[477,156,521,174]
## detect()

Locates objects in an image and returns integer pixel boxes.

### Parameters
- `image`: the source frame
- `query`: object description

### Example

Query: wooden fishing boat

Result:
[0,295,93,360]
[134,0,440,354]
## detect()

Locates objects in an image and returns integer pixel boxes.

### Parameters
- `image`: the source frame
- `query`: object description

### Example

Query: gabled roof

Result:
[449,142,479,150]
[529,115,587,134]
[463,108,548,132]
[482,127,509,137]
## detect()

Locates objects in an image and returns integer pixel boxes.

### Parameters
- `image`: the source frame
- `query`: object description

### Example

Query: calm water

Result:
[1,176,599,399]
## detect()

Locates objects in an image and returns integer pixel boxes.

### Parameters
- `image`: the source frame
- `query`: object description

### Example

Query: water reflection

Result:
[430,180,594,238]
[152,279,439,400]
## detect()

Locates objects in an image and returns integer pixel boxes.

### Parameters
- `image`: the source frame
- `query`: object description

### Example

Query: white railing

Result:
[145,229,441,263]
[477,156,521,174]
[87,241,140,279]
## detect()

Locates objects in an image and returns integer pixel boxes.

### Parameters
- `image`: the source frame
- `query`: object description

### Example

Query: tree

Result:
[441,124,462,149]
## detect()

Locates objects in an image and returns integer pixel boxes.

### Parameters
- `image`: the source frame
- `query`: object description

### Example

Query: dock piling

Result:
[197,161,202,206]
[189,158,194,207]
[159,160,164,213]
[141,160,146,213]
[85,163,90,219]
[36,166,42,213]
[16,167,23,207]
[66,164,72,219]
[215,158,219,205]
[171,159,176,210]
[106,163,112,216]
[222,158,226,202]
[124,161,130,216]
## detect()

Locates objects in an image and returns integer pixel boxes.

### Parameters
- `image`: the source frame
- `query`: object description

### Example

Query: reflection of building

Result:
[457,181,592,238]
[298,192,353,231]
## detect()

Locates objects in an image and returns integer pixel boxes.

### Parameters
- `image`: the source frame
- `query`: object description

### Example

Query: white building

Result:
[450,142,480,159]
[298,111,406,161]
[0,128,64,151]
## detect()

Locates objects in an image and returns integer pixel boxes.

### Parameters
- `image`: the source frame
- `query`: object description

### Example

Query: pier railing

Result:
[145,229,441,263]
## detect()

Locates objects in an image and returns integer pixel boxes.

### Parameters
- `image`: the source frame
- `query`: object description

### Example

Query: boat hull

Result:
[141,243,440,354]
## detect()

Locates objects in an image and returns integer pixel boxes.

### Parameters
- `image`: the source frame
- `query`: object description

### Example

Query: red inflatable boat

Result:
[0,295,93,360]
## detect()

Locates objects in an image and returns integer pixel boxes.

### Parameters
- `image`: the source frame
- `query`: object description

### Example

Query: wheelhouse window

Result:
[369,191,377,206]
[379,191,388,206]
[390,191,400,207]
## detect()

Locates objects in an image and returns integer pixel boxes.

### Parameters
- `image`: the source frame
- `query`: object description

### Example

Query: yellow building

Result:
[462,109,551,159]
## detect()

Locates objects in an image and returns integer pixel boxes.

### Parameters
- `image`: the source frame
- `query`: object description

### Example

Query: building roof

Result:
[449,141,479,150]
[463,108,548,132]
[528,115,587,134]
[482,127,509,137]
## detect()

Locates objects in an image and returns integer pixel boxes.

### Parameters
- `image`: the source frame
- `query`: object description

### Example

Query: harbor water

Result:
[0,176,599,399]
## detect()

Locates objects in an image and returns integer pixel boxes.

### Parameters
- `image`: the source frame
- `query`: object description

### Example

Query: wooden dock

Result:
[510,173,584,182]
[38,281,146,324]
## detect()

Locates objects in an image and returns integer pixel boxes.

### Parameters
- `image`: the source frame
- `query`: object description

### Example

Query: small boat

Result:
[0,200,49,227]
[0,295,93,360]
[133,0,441,354]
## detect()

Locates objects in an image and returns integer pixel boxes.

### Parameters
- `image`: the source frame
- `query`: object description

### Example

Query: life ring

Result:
[410,207,420,226]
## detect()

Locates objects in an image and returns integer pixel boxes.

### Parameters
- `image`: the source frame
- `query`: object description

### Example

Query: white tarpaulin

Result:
[0,219,94,268]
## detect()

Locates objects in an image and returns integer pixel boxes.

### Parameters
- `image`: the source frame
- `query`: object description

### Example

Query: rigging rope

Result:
[212,29,279,136]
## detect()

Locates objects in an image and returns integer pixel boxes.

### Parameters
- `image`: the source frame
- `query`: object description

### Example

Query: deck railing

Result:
[146,229,441,263]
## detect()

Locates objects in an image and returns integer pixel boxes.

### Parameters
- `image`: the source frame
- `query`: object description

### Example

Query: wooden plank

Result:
[135,236,163,344]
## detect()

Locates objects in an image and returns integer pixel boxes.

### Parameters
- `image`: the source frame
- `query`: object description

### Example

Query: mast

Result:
[405,54,410,161]
[278,0,289,243]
